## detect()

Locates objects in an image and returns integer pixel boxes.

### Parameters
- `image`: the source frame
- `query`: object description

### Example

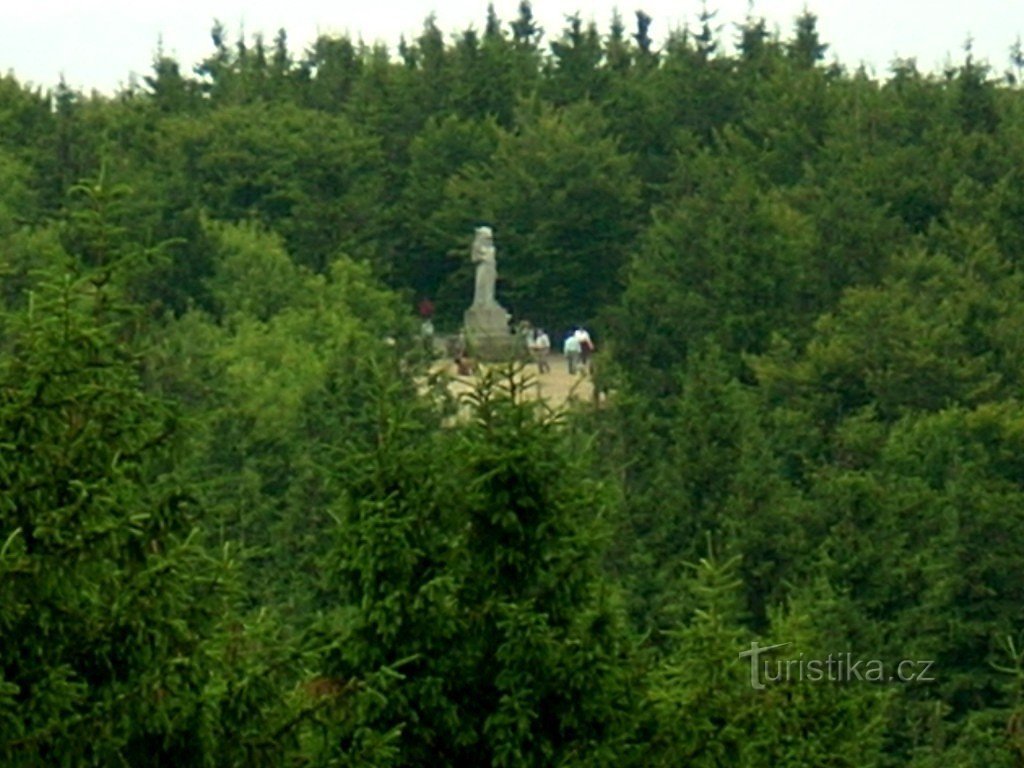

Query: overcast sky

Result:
[2,1,1022,94]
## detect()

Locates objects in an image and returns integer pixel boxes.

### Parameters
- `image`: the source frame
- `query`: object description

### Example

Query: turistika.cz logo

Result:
[738,641,936,690]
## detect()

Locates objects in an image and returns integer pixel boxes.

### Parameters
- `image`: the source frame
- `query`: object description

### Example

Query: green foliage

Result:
[544,15,607,105]
[203,219,308,321]
[158,102,386,271]
[0,267,229,764]
[613,156,819,397]
[5,8,1024,765]
[442,102,642,328]
[0,147,34,236]
[647,547,890,767]
[393,114,501,309]
[755,242,1024,430]
[307,369,641,766]
[154,227,414,617]
[0,225,69,310]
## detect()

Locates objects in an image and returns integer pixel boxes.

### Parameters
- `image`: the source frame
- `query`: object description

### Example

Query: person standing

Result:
[574,327,594,372]
[420,317,435,354]
[564,331,582,375]
[530,328,551,373]
[417,296,435,320]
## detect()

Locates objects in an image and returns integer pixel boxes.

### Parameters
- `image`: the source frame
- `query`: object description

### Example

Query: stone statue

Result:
[471,225,497,306]
[462,224,517,361]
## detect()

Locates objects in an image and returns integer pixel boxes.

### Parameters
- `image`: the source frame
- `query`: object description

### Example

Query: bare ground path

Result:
[429,353,594,409]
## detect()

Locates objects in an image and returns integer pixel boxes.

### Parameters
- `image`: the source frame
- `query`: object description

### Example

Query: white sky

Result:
[2,1,1021,94]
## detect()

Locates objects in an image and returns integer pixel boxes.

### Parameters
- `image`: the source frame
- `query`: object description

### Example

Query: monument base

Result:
[463,303,523,362]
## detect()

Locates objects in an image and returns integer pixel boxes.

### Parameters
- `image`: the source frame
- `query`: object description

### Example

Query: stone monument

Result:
[462,226,518,360]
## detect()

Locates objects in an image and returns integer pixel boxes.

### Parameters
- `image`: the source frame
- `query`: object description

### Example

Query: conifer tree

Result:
[308,369,641,765]
[0,249,230,765]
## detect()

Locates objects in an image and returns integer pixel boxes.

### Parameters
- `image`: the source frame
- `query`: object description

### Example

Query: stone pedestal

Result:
[463,302,521,361]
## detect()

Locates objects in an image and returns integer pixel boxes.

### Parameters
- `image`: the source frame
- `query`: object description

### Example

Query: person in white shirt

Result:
[529,328,551,373]
[564,332,582,375]
[574,328,594,372]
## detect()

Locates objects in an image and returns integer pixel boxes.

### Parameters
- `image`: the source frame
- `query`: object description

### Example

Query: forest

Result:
[3,2,1024,764]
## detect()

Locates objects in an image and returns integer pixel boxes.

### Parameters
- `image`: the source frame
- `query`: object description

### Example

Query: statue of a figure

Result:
[471,225,497,306]
[463,224,513,360]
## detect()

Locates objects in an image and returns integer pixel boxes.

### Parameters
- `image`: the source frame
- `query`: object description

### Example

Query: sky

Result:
[2,1,1021,94]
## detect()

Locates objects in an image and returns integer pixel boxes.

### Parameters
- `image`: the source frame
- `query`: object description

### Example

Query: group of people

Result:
[478,321,597,377]
[562,327,594,375]
[420,297,595,378]
[522,324,595,376]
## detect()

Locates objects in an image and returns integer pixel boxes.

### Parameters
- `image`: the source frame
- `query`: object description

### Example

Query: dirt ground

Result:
[429,353,594,409]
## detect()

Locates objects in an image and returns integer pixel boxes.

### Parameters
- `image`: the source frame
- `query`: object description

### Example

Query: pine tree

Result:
[0,258,229,765]
[307,368,642,765]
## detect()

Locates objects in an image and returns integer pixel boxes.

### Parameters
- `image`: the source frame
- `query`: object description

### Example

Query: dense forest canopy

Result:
[4,3,1024,765]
